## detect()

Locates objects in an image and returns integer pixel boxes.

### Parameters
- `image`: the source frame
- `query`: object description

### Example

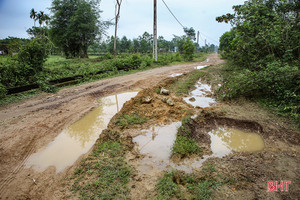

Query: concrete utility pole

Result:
[197,31,200,46]
[153,0,158,61]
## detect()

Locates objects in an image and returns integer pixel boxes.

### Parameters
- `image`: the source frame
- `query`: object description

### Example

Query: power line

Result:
[199,31,219,44]
[161,0,185,29]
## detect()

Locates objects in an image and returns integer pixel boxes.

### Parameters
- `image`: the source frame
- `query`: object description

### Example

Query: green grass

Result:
[0,89,40,107]
[171,116,202,157]
[172,134,202,156]
[154,168,227,200]
[155,171,179,199]
[170,70,207,96]
[0,53,209,107]
[115,114,147,128]
[68,130,132,199]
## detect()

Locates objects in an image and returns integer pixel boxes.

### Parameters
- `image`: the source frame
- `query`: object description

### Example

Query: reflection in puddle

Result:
[183,80,216,108]
[133,124,265,174]
[26,91,138,173]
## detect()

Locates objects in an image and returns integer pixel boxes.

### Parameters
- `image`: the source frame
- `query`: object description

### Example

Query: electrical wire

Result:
[161,0,185,28]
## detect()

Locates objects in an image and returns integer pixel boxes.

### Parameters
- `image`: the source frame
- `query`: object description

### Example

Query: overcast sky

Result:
[0,0,245,45]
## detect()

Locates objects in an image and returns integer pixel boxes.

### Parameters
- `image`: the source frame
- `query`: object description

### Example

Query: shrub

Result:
[0,83,7,98]
[17,35,51,75]
[182,38,195,61]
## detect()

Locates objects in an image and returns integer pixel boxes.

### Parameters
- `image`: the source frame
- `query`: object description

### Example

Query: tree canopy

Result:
[50,0,107,58]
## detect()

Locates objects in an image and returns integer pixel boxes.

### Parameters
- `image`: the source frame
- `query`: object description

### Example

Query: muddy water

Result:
[133,124,265,174]
[25,91,138,173]
[209,127,265,155]
[133,122,181,172]
[183,80,216,108]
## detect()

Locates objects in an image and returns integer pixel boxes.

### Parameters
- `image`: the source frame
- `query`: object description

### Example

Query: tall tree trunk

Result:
[114,0,122,59]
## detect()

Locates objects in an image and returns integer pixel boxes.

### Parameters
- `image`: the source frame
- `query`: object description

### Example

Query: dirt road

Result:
[0,53,224,199]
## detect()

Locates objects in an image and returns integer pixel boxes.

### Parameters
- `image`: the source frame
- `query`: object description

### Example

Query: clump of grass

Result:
[172,134,202,156]
[172,116,202,157]
[170,70,207,96]
[116,113,147,127]
[155,171,178,199]
[68,130,132,199]
[154,168,226,200]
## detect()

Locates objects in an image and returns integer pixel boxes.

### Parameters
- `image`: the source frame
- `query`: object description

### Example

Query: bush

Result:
[0,83,7,98]
[17,35,51,75]
[182,38,195,61]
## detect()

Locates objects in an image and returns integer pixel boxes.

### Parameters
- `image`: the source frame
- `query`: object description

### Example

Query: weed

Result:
[155,171,178,199]
[172,134,202,156]
[116,114,147,127]
[69,131,132,199]
[170,70,207,96]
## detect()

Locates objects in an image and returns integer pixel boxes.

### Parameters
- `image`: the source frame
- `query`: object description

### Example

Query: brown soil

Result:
[1,53,299,200]
[0,54,223,200]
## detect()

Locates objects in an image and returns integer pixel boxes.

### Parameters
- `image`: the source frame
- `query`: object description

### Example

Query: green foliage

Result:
[172,134,202,156]
[155,171,178,199]
[183,27,196,41]
[70,133,132,199]
[50,0,106,58]
[171,70,206,96]
[0,83,7,98]
[217,0,300,122]
[116,113,147,127]
[183,38,196,61]
[18,35,51,74]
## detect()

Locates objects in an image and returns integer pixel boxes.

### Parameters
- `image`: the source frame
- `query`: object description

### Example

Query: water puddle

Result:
[195,65,208,70]
[133,124,265,174]
[25,91,138,173]
[133,122,181,172]
[169,73,183,77]
[209,127,265,155]
[183,79,216,108]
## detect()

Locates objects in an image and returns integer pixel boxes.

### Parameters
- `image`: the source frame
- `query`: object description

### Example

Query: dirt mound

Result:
[108,78,197,131]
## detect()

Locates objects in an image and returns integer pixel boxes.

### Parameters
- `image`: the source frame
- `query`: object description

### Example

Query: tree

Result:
[50,0,107,58]
[182,38,195,61]
[120,36,132,53]
[114,0,122,58]
[30,8,37,27]
[183,27,196,41]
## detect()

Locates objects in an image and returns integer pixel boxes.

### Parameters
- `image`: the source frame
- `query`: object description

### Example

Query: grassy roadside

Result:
[154,163,234,200]
[65,130,133,199]
[0,53,207,107]
[201,63,300,130]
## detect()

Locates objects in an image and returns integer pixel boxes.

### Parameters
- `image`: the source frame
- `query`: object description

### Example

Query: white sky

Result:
[0,0,246,45]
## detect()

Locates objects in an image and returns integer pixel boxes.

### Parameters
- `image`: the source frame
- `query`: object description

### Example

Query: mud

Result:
[25,91,138,173]
[1,53,299,199]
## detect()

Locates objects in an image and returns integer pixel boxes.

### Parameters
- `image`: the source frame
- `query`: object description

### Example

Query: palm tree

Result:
[30,8,37,26]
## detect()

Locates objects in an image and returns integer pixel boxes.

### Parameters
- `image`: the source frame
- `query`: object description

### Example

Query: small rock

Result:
[189,97,196,102]
[160,87,170,95]
[132,185,136,188]
[141,96,152,104]
[166,98,175,106]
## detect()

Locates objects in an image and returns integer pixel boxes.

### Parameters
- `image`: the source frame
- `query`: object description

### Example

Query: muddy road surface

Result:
[0,54,224,199]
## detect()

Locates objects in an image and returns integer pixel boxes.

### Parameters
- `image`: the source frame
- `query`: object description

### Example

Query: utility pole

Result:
[197,31,200,46]
[153,0,158,61]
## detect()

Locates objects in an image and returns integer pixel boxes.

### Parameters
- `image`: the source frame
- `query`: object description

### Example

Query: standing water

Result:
[25,91,138,173]
[183,79,216,108]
